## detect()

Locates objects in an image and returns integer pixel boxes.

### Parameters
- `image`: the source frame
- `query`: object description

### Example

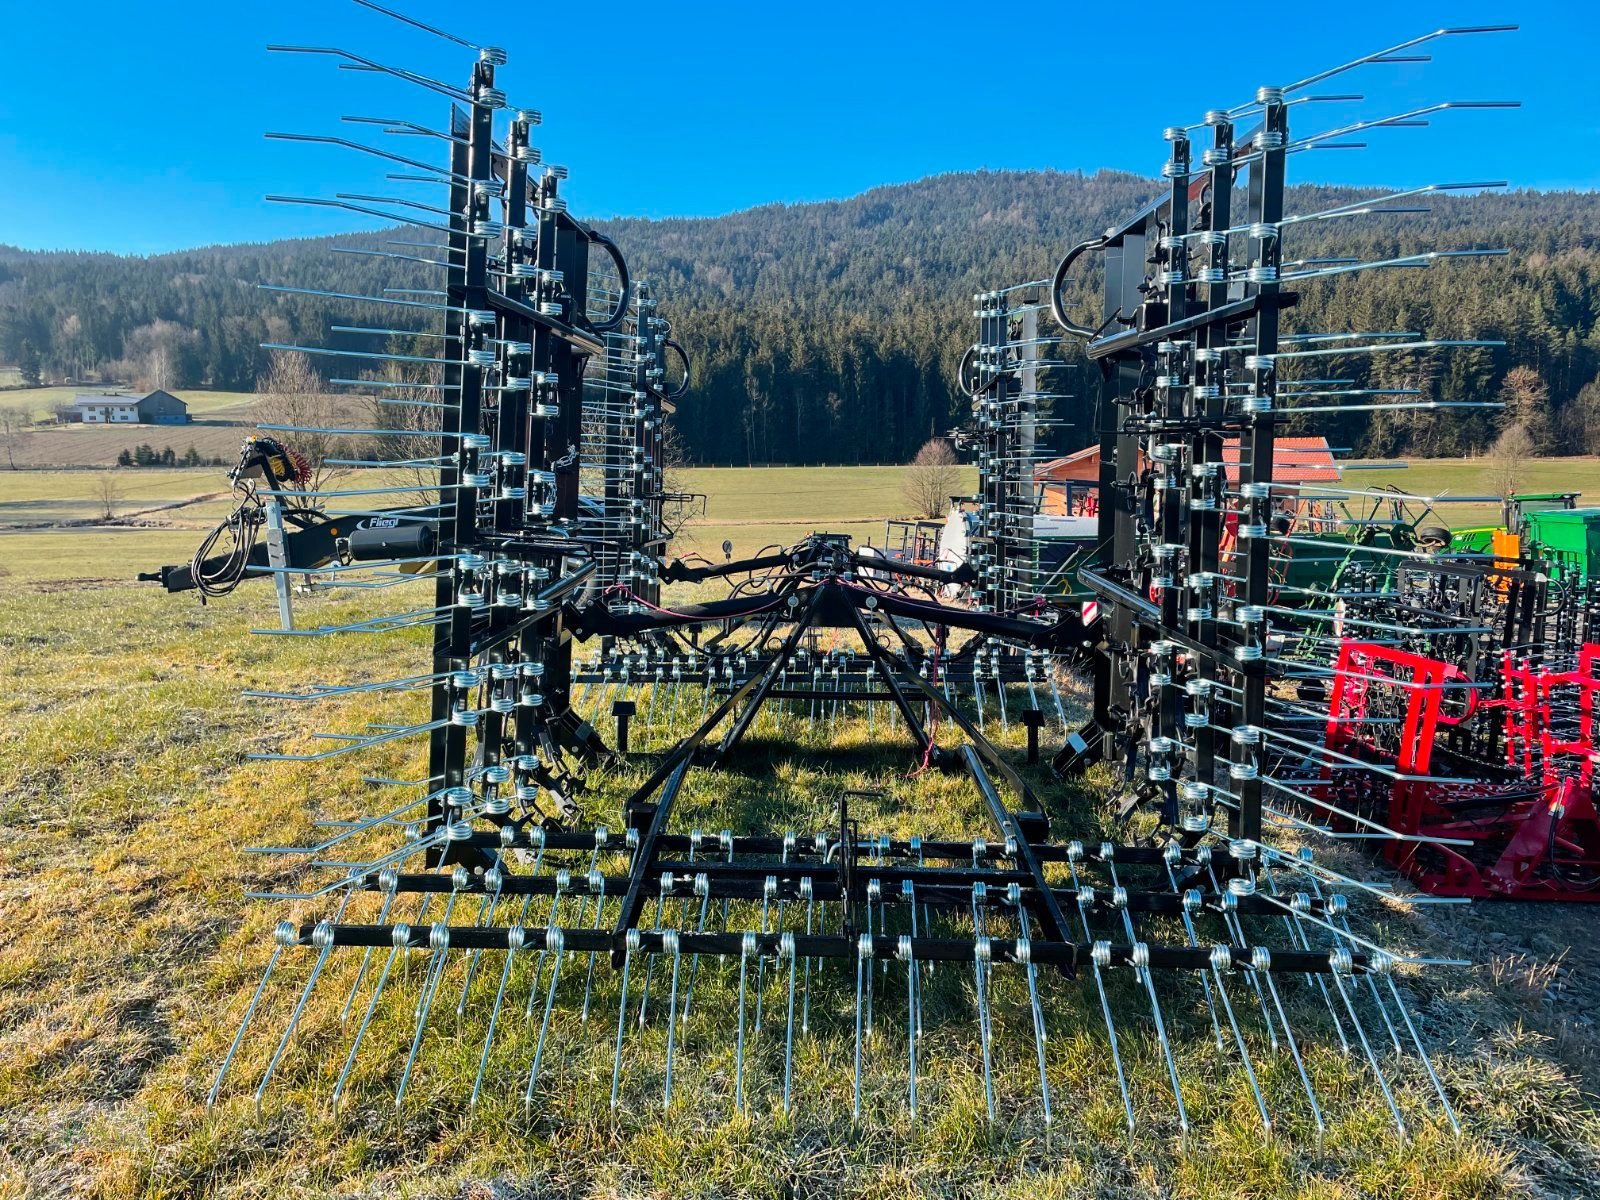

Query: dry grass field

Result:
[2,465,1600,1199]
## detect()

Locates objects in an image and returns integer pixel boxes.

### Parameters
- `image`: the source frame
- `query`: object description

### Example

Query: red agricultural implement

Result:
[1321,640,1600,899]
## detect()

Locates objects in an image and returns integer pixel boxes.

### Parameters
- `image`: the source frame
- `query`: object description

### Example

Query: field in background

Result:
[3,466,1600,1197]
[0,387,257,423]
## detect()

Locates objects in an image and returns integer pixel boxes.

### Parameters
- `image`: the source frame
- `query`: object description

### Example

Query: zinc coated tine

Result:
[735,933,755,1113]
[1103,854,1188,1131]
[455,876,504,1019]
[209,940,287,1106]
[638,883,668,1027]
[854,934,870,1121]
[333,935,403,1109]
[1016,911,1052,1125]
[470,927,524,1108]
[801,878,817,1034]
[341,884,398,1021]
[580,875,607,1023]
[662,931,685,1109]
[1256,948,1328,1139]
[864,882,878,1033]
[681,873,712,1024]
[898,935,919,1116]
[1206,941,1273,1134]
[525,930,566,1105]
[781,932,800,1115]
[527,871,571,1018]
[1383,971,1462,1134]
[1065,861,1136,1134]
[609,931,638,1109]
[754,876,776,1034]
[1198,857,1280,1051]
[1329,955,1407,1137]
[1258,861,1354,1052]
[395,924,451,1106]
[974,936,997,1123]
[1162,859,1227,1054]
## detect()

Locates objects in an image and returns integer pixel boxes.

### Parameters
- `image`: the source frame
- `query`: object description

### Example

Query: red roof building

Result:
[1035,437,1341,513]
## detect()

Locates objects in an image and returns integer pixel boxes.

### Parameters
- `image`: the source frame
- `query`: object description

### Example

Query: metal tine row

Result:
[569,647,1075,747]
[208,830,1462,1137]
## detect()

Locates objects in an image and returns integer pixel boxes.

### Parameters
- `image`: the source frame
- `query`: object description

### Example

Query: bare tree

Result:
[1498,366,1553,454]
[1559,378,1600,455]
[359,356,443,507]
[902,437,960,519]
[1489,423,1534,501]
[0,405,27,470]
[93,472,122,522]
[254,350,350,491]
[121,319,196,392]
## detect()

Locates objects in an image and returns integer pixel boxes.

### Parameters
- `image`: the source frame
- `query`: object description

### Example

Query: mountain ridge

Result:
[3,169,1598,464]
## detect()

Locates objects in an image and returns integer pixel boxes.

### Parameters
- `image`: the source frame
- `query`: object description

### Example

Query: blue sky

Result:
[0,0,1594,255]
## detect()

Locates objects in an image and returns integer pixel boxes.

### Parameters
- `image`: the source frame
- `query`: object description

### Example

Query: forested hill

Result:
[2,170,1598,465]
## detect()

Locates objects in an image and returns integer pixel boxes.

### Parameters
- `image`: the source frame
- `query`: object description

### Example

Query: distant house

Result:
[1034,437,1342,514]
[67,389,190,425]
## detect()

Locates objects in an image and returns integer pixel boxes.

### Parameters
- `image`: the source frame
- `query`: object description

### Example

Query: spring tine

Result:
[974,936,996,1123]
[1309,876,1404,1055]
[581,874,606,1023]
[854,933,870,1121]
[1260,866,1352,1051]
[527,871,570,1017]
[1206,944,1272,1133]
[456,875,503,1018]
[1065,870,1135,1134]
[681,873,712,1024]
[974,676,986,730]
[395,924,450,1106]
[1255,949,1327,1138]
[209,942,286,1105]
[662,930,684,1109]
[1129,940,1189,1137]
[996,675,1009,734]
[1163,865,1226,1054]
[1383,972,1461,1134]
[735,932,754,1113]
[469,926,524,1107]
[254,930,334,1105]
[523,929,567,1105]
[333,936,404,1109]
[864,882,878,1034]
[754,876,775,1034]
[890,935,916,1117]
[1201,858,1280,1051]
[1048,668,1068,729]
[638,886,668,1027]
[782,932,799,1115]
[801,878,816,1034]
[341,886,398,1021]
[609,931,638,1109]
[1329,954,1407,1137]
[1005,906,1049,1119]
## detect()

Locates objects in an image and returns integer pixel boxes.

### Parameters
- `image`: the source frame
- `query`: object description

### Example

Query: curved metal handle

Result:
[663,338,690,402]
[583,230,632,333]
[956,343,979,399]
[1050,237,1108,339]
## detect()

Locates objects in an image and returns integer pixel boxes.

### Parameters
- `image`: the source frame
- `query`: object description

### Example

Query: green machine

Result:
[1523,505,1600,585]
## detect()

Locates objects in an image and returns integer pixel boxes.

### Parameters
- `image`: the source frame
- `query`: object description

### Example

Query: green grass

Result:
[2,467,1600,1198]
[1339,457,1600,530]
[0,469,232,529]
[0,388,258,423]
